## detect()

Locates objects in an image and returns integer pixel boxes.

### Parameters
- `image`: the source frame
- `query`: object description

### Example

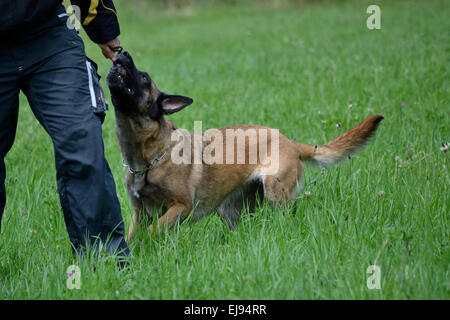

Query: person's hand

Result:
[98,37,121,62]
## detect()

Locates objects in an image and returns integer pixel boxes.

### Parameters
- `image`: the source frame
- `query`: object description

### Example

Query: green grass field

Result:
[0,0,448,299]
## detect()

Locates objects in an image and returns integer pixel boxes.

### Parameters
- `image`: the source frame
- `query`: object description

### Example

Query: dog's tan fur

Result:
[119,113,383,241]
[107,52,383,242]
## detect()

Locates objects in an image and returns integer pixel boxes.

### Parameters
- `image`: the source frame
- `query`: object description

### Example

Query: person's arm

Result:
[71,0,120,61]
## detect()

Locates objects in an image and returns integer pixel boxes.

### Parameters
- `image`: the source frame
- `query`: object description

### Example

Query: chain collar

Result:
[122,150,166,176]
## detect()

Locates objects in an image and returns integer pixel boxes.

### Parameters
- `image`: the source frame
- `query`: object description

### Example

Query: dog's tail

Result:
[296,115,384,167]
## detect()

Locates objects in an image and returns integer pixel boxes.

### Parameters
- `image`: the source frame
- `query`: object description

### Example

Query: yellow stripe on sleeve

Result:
[83,0,99,26]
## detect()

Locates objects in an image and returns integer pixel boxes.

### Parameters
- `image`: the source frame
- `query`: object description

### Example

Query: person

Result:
[0,0,130,258]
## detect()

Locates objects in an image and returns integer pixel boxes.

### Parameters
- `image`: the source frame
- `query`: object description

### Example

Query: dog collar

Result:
[122,150,167,176]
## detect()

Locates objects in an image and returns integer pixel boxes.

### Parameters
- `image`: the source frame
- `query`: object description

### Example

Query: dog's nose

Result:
[115,50,131,65]
[118,50,130,60]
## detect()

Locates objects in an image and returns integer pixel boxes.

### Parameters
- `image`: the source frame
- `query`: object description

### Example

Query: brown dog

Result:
[107,51,383,242]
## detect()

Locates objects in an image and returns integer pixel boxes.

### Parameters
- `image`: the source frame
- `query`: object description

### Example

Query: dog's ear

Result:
[158,93,193,115]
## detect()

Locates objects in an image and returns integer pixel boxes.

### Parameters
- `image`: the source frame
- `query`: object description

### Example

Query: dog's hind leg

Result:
[217,181,264,230]
[263,175,286,206]
[217,188,245,230]
[263,167,299,208]
[217,204,242,230]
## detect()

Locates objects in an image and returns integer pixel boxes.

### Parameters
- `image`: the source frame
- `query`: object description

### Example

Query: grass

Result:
[0,0,448,299]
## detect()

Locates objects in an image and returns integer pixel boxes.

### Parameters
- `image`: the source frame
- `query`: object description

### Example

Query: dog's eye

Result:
[143,76,147,81]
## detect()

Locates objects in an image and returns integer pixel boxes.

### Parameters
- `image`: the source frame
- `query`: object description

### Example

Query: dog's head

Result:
[106,50,193,120]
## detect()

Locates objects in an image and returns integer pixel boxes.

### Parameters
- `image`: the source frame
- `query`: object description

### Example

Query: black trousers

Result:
[0,15,130,257]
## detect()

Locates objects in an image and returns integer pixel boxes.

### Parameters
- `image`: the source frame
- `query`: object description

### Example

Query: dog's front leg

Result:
[125,173,144,243]
[148,203,190,237]
[126,206,142,242]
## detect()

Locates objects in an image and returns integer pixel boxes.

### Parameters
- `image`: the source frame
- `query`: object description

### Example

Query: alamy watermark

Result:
[366,265,381,290]
[65,5,81,31]
[366,5,381,30]
[66,265,81,290]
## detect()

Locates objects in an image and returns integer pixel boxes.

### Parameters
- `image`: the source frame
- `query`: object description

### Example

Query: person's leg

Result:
[21,25,129,257]
[0,59,21,231]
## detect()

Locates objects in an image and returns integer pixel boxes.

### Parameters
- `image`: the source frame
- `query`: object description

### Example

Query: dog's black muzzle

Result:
[114,49,133,68]
[107,50,140,99]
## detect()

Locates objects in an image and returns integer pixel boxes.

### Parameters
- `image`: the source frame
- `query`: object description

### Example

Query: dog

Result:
[106,50,384,242]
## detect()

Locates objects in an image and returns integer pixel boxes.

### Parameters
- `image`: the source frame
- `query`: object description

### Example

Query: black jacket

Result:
[0,0,120,43]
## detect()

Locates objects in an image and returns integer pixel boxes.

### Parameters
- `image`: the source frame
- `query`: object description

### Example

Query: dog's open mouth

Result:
[107,50,139,97]
[108,64,135,95]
